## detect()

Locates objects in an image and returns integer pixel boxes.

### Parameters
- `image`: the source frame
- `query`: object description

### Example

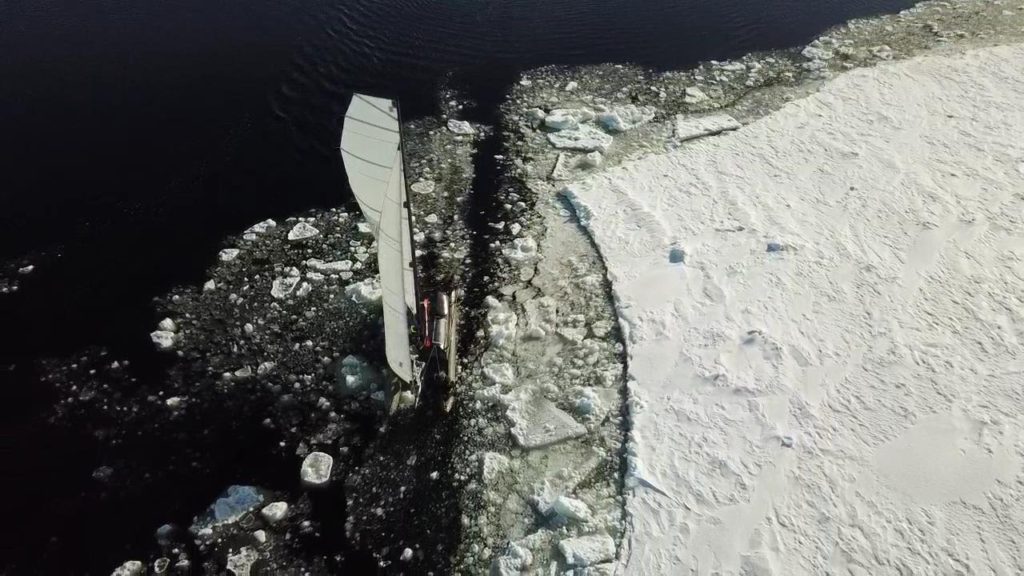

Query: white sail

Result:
[340,94,416,383]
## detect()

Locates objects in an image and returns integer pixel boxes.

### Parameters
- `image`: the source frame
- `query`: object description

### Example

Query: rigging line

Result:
[342,114,400,135]
[340,147,393,170]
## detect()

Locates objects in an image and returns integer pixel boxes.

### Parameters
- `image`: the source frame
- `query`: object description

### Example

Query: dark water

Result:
[1,0,914,572]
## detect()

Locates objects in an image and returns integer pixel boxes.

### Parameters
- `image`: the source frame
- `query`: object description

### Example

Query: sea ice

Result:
[270,276,299,299]
[481,452,511,484]
[551,495,592,522]
[595,105,656,132]
[287,222,320,241]
[300,452,333,486]
[110,560,145,576]
[490,542,533,576]
[447,119,476,135]
[260,501,288,524]
[306,258,352,273]
[344,277,382,304]
[558,534,615,567]
[150,330,176,351]
[226,546,258,576]
[547,126,613,153]
[244,219,277,235]
[410,180,436,194]
[502,237,539,264]
[683,86,709,104]
[219,248,240,262]
[506,391,587,449]
[674,113,741,142]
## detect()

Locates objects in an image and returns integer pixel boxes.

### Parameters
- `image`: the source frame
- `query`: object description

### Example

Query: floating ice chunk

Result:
[596,104,656,132]
[447,119,475,135]
[287,222,320,241]
[295,282,312,298]
[260,501,288,524]
[234,366,252,379]
[491,542,533,576]
[219,249,240,262]
[802,42,834,61]
[503,237,539,264]
[674,113,741,142]
[188,485,263,532]
[111,560,145,576]
[483,363,515,386]
[544,111,578,132]
[165,396,183,409]
[544,108,594,131]
[150,330,176,351]
[203,279,216,291]
[485,296,518,349]
[575,387,601,416]
[552,495,592,522]
[300,452,333,486]
[683,86,709,104]
[506,391,587,449]
[564,81,578,91]
[547,126,613,153]
[245,219,277,235]
[271,276,299,299]
[257,361,275,375]
[253,530,267,544]
[578,151,603,169]
[871,45,893,60]
[226,546,258,576]
[335,354,382,394]
[558,534,615,567]
[306,258,352,273]
[481,452,511,484]
[410,180,435,194]
[400,548,413,562]
[157,317,177,332]
[357,222,373,234]
[424,213,439,224]
[18,265,34,275]
[524,108,546,128]
[344,277,382,304]
[153,557,170,574]
[550,152,573,181]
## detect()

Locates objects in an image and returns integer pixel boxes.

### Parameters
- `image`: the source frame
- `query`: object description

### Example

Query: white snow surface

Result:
[563,45,1024,575]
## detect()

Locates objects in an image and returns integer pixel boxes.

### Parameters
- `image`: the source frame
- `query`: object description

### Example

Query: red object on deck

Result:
[421,298,432,348]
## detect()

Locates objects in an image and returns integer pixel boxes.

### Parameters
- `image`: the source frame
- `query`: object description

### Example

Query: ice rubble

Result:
[300,452,333,486]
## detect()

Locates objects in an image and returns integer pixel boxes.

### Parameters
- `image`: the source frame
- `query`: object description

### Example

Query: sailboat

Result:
[340,93,459,412]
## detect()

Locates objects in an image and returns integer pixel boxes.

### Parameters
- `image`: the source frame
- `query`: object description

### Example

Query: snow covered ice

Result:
[562,44,1024,575]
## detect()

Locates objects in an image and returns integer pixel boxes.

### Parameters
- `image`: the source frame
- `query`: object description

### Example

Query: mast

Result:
[340,94,417,385]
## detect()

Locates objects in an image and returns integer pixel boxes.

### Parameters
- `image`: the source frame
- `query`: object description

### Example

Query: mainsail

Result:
[340,94,417,383]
